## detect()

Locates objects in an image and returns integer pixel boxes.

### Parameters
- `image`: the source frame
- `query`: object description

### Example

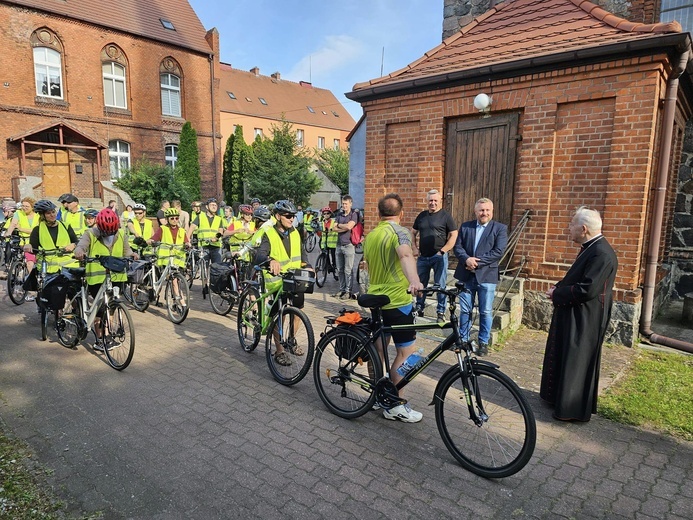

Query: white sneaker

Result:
[383,404,423,423]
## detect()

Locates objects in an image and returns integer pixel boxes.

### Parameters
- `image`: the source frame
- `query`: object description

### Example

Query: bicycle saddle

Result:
[357,294,390,309]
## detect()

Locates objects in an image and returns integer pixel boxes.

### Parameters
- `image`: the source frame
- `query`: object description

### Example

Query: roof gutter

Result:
[639,40,693,354]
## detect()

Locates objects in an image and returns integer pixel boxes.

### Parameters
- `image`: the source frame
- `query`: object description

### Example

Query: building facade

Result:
[0,0,221,203]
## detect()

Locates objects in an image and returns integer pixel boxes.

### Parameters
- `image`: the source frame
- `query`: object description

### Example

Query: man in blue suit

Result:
[453,198,507,356]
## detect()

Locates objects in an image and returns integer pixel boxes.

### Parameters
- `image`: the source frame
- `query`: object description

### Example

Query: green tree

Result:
[246,119,320,206]
[222,125,250,204]
[115,159,191,215]
[315,147,349,194]
[175,121,200,200]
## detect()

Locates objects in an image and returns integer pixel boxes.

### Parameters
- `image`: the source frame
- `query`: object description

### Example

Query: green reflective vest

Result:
[264,226,301,293]
[157,226,186,268]
[37,222,78,273]
[86,230,127,285]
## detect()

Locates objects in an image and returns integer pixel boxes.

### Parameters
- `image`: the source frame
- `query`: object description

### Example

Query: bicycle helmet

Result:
[84,209,99,219]
[250,197,261,204]
[321,206,332,215]
[96,208,120,236]
[273,200,297,216]
[253,205,271,222]
[164,207,180,218]
[133,203,146,212]
[238,204,253,215]
[57,193,71,203]
[34,199,56,214]
[206,197,218,204]
[16,202,23,210]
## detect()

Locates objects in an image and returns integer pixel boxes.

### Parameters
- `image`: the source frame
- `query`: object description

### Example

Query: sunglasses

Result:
[279,213,295,218]
[134,211,144,215]
[168,216,179,220]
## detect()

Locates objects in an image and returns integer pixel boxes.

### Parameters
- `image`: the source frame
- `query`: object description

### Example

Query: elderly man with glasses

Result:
[188,198,225,265]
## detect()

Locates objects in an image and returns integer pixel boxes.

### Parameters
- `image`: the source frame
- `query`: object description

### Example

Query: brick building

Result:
[347,0,693,346]
[0,0,221,204]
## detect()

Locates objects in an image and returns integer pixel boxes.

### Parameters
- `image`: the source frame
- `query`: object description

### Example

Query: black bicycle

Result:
[312,284,536,478]
[314,246,338,288]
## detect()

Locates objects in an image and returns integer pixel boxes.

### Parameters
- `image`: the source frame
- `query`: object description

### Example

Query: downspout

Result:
[639,42,693,353]
[209,53,220,196]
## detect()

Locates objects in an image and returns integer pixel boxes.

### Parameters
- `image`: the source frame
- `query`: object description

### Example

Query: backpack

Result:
[350,209,364,246]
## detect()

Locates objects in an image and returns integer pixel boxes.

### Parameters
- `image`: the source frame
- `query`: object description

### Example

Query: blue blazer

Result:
[453,219,508,284]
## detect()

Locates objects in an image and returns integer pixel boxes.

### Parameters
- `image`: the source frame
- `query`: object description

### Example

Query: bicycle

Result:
[7,237,29,305]
[208,251,252,316]
[314,246,338,287]
[303,218,320,253]
[236,263,316,385]
[35,248,76,341]
[128,242,190,324]
[185,238,216,297]
[312,284,536,479]
[55,256,135,370]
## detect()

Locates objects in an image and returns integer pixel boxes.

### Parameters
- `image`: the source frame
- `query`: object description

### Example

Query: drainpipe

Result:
[639,42,693,354]
[209,53,220,196]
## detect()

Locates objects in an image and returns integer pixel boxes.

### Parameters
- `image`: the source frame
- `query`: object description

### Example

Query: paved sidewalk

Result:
[0,281,691,519]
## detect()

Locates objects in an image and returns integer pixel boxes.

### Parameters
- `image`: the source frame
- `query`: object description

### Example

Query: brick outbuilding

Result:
[347,0,693,347]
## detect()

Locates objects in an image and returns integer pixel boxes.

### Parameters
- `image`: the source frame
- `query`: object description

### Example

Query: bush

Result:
[115,159,192,215]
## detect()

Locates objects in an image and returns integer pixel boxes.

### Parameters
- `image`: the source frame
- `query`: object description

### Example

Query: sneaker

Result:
[332,291,345,299]
[383,404,423,423]
[338,292,350,301]
[92,339,105,352]
[371,402,381,411]
[437,313,446,323]
[349,293,357,300]
[477,342,489,356]
[415,306,424,317]
[24,294,35,302]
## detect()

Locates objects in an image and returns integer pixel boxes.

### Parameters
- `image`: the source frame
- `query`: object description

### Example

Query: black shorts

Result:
[382,305,416,347]
[268,292,305,318]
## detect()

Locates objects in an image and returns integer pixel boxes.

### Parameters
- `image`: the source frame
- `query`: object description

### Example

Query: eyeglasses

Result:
[279,213,295,219]
[134,211,144,215]
[168,216,179,220]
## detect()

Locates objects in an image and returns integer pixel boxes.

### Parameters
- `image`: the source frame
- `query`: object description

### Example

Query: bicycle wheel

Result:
[102,302,135,370]
[165,272,189,324]
[129,280,150,312]
[310,233,319,253]
[315,253,328,288]
[56,298,82,348]
[313,327,381,419]
[210,274,237,316]
[237,287,262,352]
[7,259,28,305]
[435,364,536,479]
[40,307,49,341]
[265,306,315,386]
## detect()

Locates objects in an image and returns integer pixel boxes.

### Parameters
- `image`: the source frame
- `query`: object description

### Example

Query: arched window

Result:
[101,44,128,109]
[109,140,130,179]
[165,144,178,168]
[31,28,64,99]
[160,57,183,117]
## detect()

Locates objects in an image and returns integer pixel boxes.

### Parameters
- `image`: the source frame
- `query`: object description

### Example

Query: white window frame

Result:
[109,140,130,179]
[317,136,325,150]
[33,47,63,99]
[333,139,340,150]
[165,144,178,169]
[160,73,181,117]
[296,129,304,147]
[103,62,127,108]
[254,128,263,138]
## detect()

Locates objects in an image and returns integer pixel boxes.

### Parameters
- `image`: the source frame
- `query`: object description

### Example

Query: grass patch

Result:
[599,349,693,441]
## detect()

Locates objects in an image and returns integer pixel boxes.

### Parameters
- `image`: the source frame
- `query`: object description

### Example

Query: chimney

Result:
[443,0,492,40]
[271,72,281,80]
[299,81,312,88]
[250,66,260,76]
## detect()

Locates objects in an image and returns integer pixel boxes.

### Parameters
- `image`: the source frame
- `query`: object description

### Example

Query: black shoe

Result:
[415,306,424,317]
[202,285,208,299]
[436,313,445,323]
[477,343,489,356]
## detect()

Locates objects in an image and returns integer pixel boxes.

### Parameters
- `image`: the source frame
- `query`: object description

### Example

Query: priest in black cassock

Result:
[540,206,618,422]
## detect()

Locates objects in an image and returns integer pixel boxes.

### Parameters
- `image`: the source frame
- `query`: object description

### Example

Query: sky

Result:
[188,0,444,122]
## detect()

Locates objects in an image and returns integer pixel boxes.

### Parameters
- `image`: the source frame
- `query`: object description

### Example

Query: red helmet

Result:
[96,208,120,236]
[239,204,253,215]
[321,206,332,215]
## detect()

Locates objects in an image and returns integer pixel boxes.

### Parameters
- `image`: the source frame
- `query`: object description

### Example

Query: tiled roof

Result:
[352,0,683,92]
[5,0,212,54]
[218,64,356,132]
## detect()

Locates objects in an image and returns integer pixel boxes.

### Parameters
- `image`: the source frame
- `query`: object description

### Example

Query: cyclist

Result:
[61,194,88,238]
[223,204,255,254]
[5,197,39,299]
[74,208,135,350]
[55,193,71,222]
[26,200,79,274]
[188,197,225,264]
[319,207,337,273]
[250,197,261,211]
[145,206,189,306]
[126,203,153,255]
[254,200,312,366]
[84,209,99,232]
[231,205,272,262]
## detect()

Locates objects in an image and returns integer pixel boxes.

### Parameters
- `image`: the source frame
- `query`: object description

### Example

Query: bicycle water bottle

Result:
[396,347,425,377]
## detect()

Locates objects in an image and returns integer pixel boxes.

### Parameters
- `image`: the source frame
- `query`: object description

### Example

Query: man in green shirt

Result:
[363,193,424,423]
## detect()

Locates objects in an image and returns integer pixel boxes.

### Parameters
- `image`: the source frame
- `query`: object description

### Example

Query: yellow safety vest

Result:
[64,210,87,238]
[197,213,223,247]
[37,222,78,273]
[16,210,39,246]
[227,218,256,249]
[264,226,301,293]
[86,230,127,285]
[320,218,338,249]
[157,226,186,268]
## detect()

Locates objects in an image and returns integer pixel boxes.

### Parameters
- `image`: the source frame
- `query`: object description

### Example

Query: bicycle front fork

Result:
[455,351,489,427]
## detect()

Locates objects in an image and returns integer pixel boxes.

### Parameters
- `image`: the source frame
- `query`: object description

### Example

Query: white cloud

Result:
[286,35,365,84]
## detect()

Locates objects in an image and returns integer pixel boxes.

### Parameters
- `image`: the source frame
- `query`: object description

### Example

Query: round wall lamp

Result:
[473,93,492,116]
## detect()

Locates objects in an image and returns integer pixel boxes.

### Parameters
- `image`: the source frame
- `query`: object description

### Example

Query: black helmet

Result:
[206,197,218,204]
[273,200,296,215]
[251,197,261,204]
[57,193,71,203]
[253,205,271,222]
[84,209,99,218]
[34,199,56,214]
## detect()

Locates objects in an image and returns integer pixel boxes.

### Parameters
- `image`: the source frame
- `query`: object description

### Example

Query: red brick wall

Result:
[0,3,220,200]
[362,54,684,304]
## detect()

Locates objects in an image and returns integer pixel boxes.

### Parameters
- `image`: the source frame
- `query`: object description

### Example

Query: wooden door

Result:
[444,113,520,227]
[42,148,71,197]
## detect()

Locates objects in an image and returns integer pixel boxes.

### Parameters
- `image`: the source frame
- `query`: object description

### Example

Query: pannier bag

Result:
[210,263,234,294]
[39,273,70,310]
[127,260,150,284]
[283,268,315,294]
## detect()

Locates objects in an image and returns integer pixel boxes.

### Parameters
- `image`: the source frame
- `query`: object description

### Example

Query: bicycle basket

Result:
[209,263,234,294]
[100,256,128,273]
[40,273,70,310]
[127,260,149,284]
[283,268,315,294]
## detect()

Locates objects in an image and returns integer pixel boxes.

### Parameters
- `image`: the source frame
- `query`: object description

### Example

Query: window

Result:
[160,73,181,117]
[333,139,340,150]
[332,111,340,117]
[160,19,175,30]
[317,136,325,149]
[296,129,304,147]
[307,106,315,113]
[109,140,130,179]
[227,91,236,99]
[103,62,127,108]
[33,47,63,98]
[259,97,267,105]
[245,97,252,102]
[322,110,327,115]
[165,144,178,168]
[254,128,263,138]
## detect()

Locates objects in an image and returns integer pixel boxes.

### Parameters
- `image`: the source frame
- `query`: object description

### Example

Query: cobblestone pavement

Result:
[0,275,691,519]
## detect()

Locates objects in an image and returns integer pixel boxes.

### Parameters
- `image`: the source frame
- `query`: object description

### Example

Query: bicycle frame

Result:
[69,262,119,332]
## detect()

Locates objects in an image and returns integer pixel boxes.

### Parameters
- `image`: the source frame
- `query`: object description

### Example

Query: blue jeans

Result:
[335,243,355,294]
[416,253,448,314]
[458,279,496,344]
